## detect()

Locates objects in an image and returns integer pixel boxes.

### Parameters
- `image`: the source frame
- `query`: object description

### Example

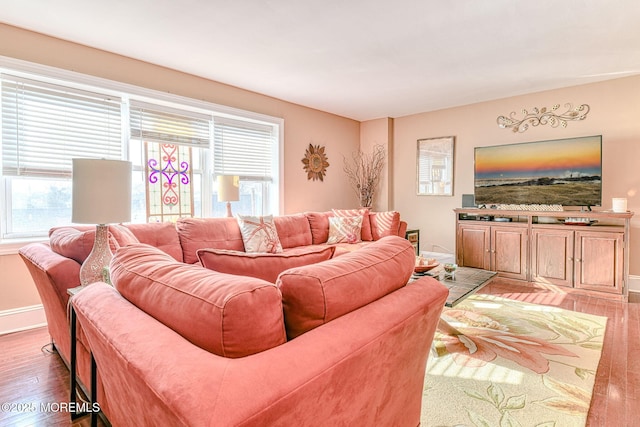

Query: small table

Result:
[67,286,98,427]
[440,267,496,307]
[413,266,496,307]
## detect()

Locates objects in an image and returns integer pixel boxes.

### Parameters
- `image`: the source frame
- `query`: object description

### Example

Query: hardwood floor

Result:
[0,281,637,426]
[480,279,639,427]
[0,328,105,427]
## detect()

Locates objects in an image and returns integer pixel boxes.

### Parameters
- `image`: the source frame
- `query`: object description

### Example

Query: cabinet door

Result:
[456,224,490,269]
[531,228,574,287]
[575,231,624,294]
[491,226,528,280]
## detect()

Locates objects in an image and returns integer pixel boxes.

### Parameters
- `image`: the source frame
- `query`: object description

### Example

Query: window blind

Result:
[1,74,123,177]
[129,100,211,147]
[213,116,275,180]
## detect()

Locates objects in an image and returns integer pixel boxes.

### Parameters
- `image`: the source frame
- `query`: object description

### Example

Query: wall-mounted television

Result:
[474,135,602,207]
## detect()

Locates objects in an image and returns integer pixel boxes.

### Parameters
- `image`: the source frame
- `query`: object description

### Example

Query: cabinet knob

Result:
[576,258,582,262]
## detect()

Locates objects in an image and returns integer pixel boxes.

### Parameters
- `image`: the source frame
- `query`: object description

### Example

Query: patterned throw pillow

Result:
[236,214,283,253]
[332,207,372,241]
[370,211,401,240]
[326,216,363,244]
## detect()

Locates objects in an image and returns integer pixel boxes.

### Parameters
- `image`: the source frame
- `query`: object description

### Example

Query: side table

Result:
[405,229,420,255]
[67,286,98,427]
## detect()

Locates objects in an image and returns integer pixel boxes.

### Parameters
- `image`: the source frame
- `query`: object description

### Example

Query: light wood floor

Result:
[481,279,639,427]
[0,281,637,426]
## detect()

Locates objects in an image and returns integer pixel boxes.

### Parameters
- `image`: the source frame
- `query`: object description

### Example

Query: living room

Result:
[1,2,640,426]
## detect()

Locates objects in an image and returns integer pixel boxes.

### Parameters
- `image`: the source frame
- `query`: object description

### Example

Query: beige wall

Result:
[0,24,361,311]
[394,75,640,274]
[360,118,394,211]
[0,254,40,309]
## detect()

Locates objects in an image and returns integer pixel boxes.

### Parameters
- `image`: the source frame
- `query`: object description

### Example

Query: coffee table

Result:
[415,266,497,307]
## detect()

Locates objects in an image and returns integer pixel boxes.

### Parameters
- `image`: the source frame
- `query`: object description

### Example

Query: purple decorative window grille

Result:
[145,143,194,222]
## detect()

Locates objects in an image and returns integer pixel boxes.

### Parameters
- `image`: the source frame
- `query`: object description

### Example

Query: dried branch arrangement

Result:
[343,144,386,208]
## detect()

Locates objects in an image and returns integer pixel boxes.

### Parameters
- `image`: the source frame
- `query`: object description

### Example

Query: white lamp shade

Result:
[72,159,132,224]
[217,175,240,202]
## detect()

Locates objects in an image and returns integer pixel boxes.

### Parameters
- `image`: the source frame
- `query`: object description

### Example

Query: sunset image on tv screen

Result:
[474,136,602,206]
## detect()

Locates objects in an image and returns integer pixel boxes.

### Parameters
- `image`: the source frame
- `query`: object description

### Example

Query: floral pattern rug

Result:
[421,294,607,427]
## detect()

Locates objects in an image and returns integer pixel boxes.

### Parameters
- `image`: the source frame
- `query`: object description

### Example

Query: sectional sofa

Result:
[19,210,449,425]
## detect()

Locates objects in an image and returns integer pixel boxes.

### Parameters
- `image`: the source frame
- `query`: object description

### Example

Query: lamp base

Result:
[226,202,234,217]
[79,224,113,286]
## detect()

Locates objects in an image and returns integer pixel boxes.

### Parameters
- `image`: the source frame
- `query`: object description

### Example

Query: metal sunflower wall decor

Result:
[302,143,330,181]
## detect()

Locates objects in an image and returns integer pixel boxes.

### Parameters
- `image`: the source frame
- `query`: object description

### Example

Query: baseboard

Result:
[0,304,47,335]
[629,275,640,294]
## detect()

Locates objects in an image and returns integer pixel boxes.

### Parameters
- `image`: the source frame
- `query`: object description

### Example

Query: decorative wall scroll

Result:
[417,136,454,196]
[497,103,590,133]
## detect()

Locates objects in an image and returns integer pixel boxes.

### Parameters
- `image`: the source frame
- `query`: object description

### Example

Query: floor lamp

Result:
[72,159,132,286]
[217,175,239,217]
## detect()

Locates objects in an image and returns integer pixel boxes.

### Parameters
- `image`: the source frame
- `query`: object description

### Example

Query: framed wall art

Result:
[417,136,454,196]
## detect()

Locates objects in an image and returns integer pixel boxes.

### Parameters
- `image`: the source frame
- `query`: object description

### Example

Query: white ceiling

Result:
[2,0,640,121]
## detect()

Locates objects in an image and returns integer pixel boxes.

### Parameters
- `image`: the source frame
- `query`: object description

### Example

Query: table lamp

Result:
[72,159,132,286]
[217,175,239,217]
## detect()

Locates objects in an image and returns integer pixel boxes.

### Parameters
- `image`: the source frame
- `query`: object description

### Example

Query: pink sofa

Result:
[17,210,434,423]
[72,236,448,426]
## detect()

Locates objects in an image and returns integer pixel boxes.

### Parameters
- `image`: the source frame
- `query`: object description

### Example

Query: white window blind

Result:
[213,116,275,180]
[129,100,211,147]
[1,74,123,177]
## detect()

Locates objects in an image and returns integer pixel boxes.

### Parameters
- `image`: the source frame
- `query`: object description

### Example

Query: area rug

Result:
[421,294,607,427]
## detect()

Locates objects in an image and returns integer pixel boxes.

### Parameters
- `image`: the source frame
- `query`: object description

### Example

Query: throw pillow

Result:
[326,216,363,244]
[236,214,283,253]
[370,211,401,240]
[197,245,335,283]
[332,208,373,241]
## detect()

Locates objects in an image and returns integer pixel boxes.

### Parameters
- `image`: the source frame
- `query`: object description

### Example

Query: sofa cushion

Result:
[237,214,283,253]
[273,214,313,249]
[110,244,286,358]
[326,216,363,244]
[176,217,245,264]
[305,211,331,244]
[332,208,373,241]
[49,225,134,264]
[277,235,415,339]
[49,227,96,264]
[125,222,182,262]
[370,211,401,240]
[332,241,372,256]
[110,224,140,246]
[197,245,335,283]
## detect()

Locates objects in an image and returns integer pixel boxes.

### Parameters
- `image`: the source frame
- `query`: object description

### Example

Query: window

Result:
[0,61,281,242]
[213,116,279,216]
[129,101,211,223]
[1,74,123,238]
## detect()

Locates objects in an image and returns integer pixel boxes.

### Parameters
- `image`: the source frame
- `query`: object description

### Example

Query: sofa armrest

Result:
[73,279,448,426]
[19,243,81,363]
[398,220,408,238]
